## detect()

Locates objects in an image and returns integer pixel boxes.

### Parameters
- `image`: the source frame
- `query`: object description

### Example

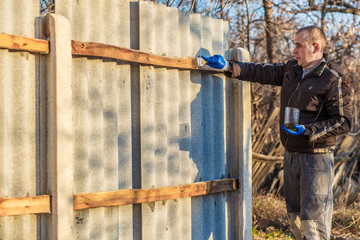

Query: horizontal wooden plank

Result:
[252,152,283,163]
[0,195,51,217]
[0,33,49,53]
[71,40,220,71]
[0,34,222,71]
[74,178,238,210]
[0,179,238,215]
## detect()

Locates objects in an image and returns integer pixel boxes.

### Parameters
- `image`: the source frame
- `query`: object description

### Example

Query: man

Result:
[202,26,352,239]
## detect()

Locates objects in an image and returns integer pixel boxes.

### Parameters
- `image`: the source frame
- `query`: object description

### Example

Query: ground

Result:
[252,194,360,240]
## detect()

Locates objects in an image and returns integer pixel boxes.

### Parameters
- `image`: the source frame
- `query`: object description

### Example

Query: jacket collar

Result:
[293,53,329,78]
[311,53,329,77]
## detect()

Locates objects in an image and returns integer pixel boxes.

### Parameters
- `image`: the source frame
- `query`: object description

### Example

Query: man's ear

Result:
[313,43,320,53]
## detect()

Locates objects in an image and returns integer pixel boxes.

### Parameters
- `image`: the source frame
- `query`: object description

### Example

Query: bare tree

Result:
[263,0,275,63]
[40,0,54,13]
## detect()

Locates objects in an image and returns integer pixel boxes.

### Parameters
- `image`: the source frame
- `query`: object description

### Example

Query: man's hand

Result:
[282,124,306,136]
[201,55,229,70]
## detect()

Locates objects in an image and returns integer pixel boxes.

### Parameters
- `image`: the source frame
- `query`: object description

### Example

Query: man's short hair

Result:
[296,26,326,52]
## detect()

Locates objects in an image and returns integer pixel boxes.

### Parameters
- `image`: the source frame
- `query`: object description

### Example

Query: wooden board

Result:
[0,33,49,53]
[74,178,238,210]
[0,195,51,217]
[0,34,220,71]
[252,152,283,163]
[71,40,219,71]
[0,179,238,215]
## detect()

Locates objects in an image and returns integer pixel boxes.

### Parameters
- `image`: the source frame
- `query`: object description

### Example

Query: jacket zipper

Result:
[286,81,300,106]
[284,75,305,149]
[286,71,310,106]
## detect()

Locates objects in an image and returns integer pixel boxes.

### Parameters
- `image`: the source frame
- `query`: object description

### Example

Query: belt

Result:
[312,147,335,154]
[290,147,335,154]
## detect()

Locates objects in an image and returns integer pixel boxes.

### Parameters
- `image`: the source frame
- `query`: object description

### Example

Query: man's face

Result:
[293,31,316,68]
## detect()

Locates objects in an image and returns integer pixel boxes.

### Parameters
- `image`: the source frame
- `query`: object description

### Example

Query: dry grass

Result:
[253,194,360,240]
[253,194,289,232]
[332,195,360,239]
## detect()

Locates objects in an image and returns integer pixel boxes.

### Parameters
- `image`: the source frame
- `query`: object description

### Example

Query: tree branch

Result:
[292,6,360,15]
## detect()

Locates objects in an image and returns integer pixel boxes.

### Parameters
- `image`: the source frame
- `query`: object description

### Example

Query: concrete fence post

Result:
[227,47,252,240]
[47,14,74,239]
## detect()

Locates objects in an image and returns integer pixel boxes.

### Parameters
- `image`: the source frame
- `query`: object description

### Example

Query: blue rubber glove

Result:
[282,124,306,136]
[201,55,229,70]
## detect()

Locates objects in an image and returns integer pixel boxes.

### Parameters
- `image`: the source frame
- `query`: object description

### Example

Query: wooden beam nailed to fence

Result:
[0,179,238,216]
[0,33,49,53]
[0,195,51,217]
[71,40,218,71]
[0,34,219,71]
[73,178,238,210]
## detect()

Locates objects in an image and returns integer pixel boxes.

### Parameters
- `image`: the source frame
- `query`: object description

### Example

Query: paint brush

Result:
[197,57,207,67]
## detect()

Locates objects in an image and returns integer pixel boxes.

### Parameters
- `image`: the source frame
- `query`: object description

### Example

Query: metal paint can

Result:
[284,107,299,130]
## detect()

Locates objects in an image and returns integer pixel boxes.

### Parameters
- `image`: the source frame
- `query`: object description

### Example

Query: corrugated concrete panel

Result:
[199,15,225,240]
[138,3,188,239]
[56,0,133,239]
[137,2,229,239]
[177,11,197,240]
[0,0,39,239]
[189,14,228,240]
[188,13,204,240]
[138,2,163,238]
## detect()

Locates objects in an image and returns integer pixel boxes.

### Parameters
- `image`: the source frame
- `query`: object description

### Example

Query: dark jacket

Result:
[225,56,352,153]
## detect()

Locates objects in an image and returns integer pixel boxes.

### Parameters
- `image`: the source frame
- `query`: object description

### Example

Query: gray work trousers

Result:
[284,150,334,240]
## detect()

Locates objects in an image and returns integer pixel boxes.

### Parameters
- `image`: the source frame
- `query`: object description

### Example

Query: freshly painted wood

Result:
[0,35,218,70]
[0,195,51,217]
[0,33,49,53]
[74,178,238,210]
[71,40,217,71]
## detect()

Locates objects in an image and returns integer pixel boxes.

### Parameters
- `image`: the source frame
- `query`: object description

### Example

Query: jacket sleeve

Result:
[305,73,352,142]
[224,61,290,86]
